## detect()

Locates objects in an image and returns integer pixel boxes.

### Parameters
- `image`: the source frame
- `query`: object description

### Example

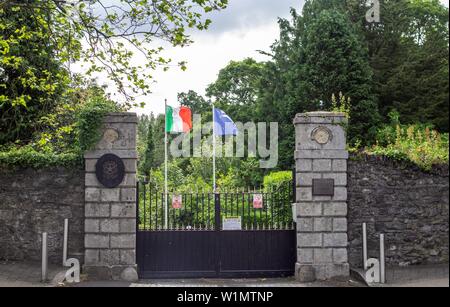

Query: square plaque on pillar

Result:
[312,179,335,196]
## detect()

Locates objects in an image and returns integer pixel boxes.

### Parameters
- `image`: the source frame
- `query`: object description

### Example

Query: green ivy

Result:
[0,91,121,169]
[76,97,121,152]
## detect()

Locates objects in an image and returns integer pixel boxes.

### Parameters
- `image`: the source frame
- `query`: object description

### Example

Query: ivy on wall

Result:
[0,92,121,169]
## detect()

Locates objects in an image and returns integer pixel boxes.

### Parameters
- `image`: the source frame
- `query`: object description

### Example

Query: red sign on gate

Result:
[253,194,263,209]
[172,194,183,209]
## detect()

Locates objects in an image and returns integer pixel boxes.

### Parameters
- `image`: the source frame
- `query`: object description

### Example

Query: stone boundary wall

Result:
[348,154,449,267]
[0,167,84,263]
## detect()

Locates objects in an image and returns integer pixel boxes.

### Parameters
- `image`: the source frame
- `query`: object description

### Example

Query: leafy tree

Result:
[178,90,210,115]
[137,114,152,173]
[206,58,264,123]
[137,114,151,155]
[301,9,381,144]
[0,2,72,144]
[366,0,449,131]
[139,122,156,177]
[1,0,228,105]
[137,113,165,176]
[291,0,449,132]
[1,0,228,145]
[257,4,381,168]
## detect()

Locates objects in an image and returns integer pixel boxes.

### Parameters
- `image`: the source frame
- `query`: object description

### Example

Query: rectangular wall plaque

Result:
[312,179,335,196]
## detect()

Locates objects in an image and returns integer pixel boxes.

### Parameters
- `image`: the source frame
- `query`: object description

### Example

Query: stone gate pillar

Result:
[83,112,138,281]
[293,112,349,281]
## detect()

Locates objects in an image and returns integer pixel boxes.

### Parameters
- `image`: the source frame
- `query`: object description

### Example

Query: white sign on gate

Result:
[222,216,242,231]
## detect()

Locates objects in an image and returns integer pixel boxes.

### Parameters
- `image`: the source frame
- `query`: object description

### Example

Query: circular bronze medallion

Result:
[311,126,333,145]
[95,154,125,188]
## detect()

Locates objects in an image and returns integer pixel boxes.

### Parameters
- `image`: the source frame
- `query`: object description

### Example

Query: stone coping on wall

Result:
[349,152,449,177]
[293,112,348,124]
[103,113,139,124]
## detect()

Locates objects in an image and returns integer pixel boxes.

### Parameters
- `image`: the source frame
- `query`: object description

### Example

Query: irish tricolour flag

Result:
[166,106,192,133]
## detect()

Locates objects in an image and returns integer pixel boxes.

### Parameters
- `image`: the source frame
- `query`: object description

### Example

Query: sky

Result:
[117,0,448,116]
[130,0,303,116]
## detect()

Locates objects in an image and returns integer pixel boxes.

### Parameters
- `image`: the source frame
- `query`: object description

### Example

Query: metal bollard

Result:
[41,232,48,282]
[63,219,68,266]
[380,234,386,284]
[362,223,368,270]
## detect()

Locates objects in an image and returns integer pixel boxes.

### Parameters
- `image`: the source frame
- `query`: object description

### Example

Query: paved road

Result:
[383,278,449,288]
[1,261,447,287]
[72,277,365,287]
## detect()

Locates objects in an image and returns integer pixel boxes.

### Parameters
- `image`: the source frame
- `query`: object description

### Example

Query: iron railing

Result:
[137,181,295,231]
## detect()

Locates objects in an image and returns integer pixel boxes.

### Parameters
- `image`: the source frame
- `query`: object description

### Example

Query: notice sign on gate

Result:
[172,194,183,209]
[223,216,242,231]
[253,194,263,209]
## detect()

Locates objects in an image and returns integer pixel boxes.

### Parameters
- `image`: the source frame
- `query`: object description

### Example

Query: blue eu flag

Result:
[213,108,238,136]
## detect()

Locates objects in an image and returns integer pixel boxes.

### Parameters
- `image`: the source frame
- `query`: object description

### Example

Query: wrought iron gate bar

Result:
[137,181,294,232]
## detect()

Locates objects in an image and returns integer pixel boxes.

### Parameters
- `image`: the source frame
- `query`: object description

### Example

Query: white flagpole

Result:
[164,99,169,230]
[212,103,216,193]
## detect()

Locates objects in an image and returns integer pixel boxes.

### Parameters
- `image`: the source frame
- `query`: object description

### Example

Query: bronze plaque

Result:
[95,154,125,188]
[312,179,335,196]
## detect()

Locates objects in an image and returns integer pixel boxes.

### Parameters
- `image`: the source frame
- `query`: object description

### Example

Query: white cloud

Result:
[130,0,302,116]
[133,24,281,115]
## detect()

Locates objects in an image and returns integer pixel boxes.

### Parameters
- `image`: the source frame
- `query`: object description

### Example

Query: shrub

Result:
[0,88,121,168]
[263,171,293,192]
[367,124,449,170]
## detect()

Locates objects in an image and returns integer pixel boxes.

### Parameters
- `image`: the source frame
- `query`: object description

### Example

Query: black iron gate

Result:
[136,182,296,279]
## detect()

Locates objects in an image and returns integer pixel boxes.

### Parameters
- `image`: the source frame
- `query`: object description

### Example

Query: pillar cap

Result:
[104,112,138,124]
[294,112,348,125]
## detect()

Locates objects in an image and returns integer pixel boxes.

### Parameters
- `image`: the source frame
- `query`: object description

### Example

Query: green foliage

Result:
[361,0,449,132]
[143,154,266,193]
[301,9,381,145]
[145,158,212,192]
[178,90,211,115]
[137,113,166,176]
[206,58,264,123]
[0,85,120,168]
[137,114,152,162]
[367,124,449,170]
[331,92,351,118]
[0,0,228,108]
[139,122,156,177]
[0,2,72,144]
[0,145,81,169]
[1,0,229,150]
[75,92,121,152]
[263,171,293,193]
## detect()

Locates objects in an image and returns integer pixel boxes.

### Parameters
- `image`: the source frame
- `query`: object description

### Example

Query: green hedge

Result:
[0,146,82,169]
[263,171,292,192]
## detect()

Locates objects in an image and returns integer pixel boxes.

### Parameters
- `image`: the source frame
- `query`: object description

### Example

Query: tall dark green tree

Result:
[140,123,155,177]
[257,2,381,168]
[364,0,449,131]
[301,9,381,143]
